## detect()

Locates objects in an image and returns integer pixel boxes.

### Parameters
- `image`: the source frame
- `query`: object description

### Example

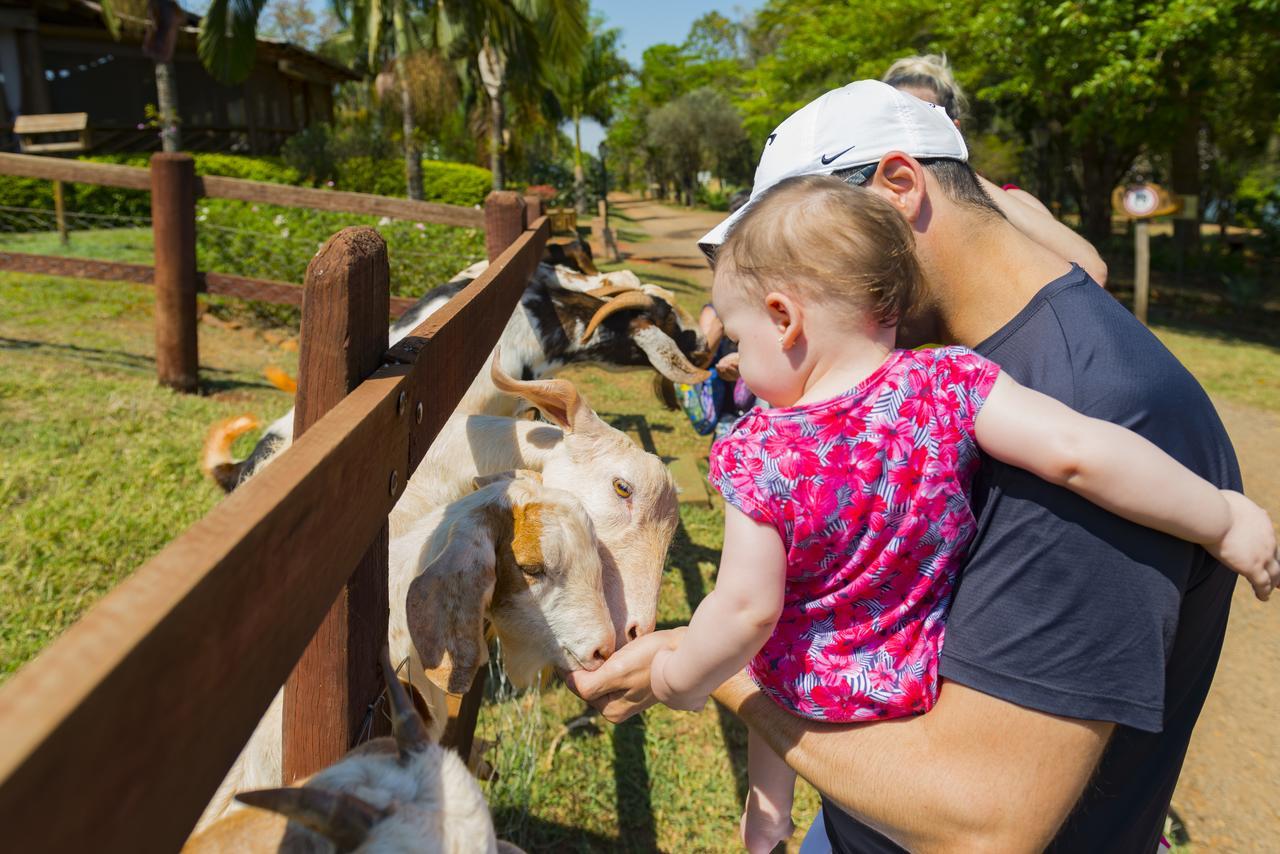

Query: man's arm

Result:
[713,673,1112,853]
[977,174,1109,287]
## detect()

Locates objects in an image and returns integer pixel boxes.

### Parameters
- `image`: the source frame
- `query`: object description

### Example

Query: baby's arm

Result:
[651,505,787,710]
[975,373,1279,599]
[742,727,797,854]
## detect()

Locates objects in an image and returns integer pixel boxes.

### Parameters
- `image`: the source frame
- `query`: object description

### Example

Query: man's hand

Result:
[562,628,685,723]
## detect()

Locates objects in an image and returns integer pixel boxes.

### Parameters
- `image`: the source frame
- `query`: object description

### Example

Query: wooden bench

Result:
[14,112,90,154]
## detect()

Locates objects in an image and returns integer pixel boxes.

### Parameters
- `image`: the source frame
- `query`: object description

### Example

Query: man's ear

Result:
[870,152,928,225]
[764,291,803,350]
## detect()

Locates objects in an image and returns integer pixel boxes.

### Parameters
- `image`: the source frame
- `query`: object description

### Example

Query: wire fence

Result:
[0,189,487,314]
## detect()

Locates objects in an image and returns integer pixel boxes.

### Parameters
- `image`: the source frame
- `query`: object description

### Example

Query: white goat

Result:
[206,262,708,492]
[390,358,679,646]
[195,471,617,834]
[185,652,522,854]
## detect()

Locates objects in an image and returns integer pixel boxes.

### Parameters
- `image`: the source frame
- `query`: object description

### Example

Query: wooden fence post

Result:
[485,191,527,262]
[150,153,199,392]
[523,194,544,221]
[283,227,391,782]
[53,179,68,245]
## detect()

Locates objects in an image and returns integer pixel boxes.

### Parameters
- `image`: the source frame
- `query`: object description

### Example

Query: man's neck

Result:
[926,211,1075,348]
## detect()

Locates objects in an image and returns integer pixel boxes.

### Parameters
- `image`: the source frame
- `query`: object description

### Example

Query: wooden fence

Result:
[0,170,548,849]
[0,151,492,391]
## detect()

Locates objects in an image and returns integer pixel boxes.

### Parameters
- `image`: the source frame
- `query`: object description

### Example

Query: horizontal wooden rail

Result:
[198,175,486,229]
[0,215,548,851]
[0,152,486,228]
[0,251,418,315]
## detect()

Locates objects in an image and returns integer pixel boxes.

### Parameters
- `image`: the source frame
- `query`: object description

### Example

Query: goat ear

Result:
[405,520,496,694]
[489,351,605,435]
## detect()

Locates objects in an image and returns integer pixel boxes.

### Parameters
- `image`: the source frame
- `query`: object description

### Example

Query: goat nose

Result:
[594,633,616,663]
[625,619,653,642]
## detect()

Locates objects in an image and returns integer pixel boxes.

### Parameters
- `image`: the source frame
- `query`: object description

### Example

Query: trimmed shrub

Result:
[335,157,491,206]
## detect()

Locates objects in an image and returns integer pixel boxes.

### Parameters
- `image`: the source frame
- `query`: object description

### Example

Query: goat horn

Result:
[585,284,639,299]
[236,787,389,851]
[631,323,712,385]
[379,647,431,760]
[580,290,655,343]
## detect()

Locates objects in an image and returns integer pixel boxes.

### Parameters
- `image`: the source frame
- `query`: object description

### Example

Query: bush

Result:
[335,157,491,206]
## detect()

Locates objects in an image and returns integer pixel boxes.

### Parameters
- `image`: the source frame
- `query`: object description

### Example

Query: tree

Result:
[439,0,589,190]
[331,0,440,199]
[100,0,187,152]
[553,22,629,212]
[648,88,748,206]
[260,0,341,50]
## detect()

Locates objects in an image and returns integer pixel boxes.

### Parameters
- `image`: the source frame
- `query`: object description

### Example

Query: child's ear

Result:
[765,291,803,350]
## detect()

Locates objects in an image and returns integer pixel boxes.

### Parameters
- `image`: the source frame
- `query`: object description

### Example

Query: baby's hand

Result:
[1208,490,1279,601]
[740,790,795,854]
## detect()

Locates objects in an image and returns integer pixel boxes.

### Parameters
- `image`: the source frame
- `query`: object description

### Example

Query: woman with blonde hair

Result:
[884,54,1109,286]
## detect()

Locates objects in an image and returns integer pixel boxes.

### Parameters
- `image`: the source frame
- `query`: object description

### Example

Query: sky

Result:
[578,1,755,155]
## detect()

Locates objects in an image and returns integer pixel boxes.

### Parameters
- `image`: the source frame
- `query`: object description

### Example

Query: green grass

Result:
[0,272,294,678]
[0,226,155,263]
[2,266,1275,850]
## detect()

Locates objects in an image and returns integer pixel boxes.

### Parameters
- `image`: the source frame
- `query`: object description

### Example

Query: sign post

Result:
[1110,182,1180,325]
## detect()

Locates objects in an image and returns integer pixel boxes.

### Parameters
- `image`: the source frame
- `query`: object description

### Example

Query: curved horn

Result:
[632,323,712,385]
[201,414,259,493]
[580,290,656,343]
[380,648,431,760]
[236,788,389,851]
[585,284,640,299]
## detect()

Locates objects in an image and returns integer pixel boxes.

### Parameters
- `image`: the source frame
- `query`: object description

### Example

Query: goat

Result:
[389,357,678,648]
[195,470,617,834]
[206,261,709,492]
[185,651,524,853]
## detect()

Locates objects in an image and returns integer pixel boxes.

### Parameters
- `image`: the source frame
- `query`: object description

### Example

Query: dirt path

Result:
[600,194,1280,849]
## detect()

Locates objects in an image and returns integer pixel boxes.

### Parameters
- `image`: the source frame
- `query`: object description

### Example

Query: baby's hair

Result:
[883,54,968,123]
[717,175,921,327]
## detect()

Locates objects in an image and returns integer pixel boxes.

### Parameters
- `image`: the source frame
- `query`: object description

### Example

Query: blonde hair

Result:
[717,175,921,327]
[883,54,968,123]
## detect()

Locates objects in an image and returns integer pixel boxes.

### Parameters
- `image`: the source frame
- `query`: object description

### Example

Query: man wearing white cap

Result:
[566,80,1240,853]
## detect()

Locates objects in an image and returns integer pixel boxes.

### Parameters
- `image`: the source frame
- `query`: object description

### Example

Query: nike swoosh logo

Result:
[820,145,856,165]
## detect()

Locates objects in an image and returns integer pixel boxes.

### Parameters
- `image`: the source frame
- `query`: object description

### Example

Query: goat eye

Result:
[612,478,633,499]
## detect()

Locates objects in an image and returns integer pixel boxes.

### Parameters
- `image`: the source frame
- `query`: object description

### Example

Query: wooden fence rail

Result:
[0,196,547,851]
[0,150,487,390]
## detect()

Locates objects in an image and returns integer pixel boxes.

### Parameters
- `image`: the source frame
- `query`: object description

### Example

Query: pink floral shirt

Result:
[709,347,1001,722]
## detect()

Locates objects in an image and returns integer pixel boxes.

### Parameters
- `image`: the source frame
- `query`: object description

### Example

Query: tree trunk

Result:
[573,112,586,214]
[1077,137,1119,245]
[1170,107,1202,266]
[393,5,422,200]
[154,60,180,152]
[478,40,506,190]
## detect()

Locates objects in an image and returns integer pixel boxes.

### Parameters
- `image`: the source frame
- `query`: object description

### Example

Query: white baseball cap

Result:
[698,79,968,257]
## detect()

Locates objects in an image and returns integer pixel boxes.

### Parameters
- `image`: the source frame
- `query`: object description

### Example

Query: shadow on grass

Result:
[492,810,625,853]
[0,336,275,397]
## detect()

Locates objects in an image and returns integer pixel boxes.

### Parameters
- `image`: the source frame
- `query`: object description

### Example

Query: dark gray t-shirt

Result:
[823,266,1240,853]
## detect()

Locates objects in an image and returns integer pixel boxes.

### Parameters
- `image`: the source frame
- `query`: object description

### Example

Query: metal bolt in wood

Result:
[397,390,406,416]
[415,401,423,424]
[389,469,399,497]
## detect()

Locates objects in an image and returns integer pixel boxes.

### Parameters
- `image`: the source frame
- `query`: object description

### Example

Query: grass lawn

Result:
[1,266,1274,851]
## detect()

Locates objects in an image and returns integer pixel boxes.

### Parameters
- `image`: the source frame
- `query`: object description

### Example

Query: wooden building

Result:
[1,1,359,154]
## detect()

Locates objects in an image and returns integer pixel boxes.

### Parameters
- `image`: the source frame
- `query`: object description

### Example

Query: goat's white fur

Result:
[195,473,617,836]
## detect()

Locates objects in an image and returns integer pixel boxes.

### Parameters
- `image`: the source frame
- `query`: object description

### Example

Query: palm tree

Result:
[553,23,629,213]
[332,0,442,200]
[102,0,268,153]
[441,0,588,190]
[100,0,186,152]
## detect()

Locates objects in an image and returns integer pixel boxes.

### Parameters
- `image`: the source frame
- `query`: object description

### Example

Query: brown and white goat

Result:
[185,652,523,854]
[195,469,618,833]
[389,358,679,648]
[206,261,708,492]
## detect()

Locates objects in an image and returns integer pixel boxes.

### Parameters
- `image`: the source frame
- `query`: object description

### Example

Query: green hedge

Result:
[334,157,491,206]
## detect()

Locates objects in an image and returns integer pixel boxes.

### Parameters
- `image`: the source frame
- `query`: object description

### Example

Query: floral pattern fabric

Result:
[709,346,1001,722]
